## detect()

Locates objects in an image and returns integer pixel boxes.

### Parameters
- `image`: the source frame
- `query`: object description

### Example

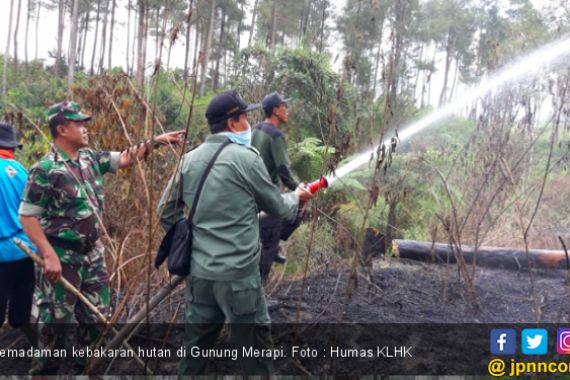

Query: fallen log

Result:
[392,239,569,270]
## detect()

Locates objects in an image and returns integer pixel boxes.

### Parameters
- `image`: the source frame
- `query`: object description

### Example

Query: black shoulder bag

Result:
[155,140,231,276]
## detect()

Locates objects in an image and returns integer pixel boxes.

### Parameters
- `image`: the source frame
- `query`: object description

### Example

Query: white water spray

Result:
[326,34,570,186]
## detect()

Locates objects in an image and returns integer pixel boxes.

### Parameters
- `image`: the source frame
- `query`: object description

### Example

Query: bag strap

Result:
[186,140,231,228]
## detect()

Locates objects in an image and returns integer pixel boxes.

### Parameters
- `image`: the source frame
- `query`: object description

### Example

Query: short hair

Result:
[209,113,241,134]
[263,106,276,118]
[48,115,69,138]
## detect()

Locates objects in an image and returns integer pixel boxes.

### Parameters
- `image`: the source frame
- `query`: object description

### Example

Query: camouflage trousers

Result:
[179,271,273,375]
[31,240,110,371]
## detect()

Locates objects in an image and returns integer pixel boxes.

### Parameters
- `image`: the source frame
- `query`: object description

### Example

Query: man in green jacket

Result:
[158,90,312,375]
[251,92,300,284]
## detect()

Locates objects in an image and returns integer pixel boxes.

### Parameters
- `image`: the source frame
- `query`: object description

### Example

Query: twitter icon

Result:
[522,328,548,355]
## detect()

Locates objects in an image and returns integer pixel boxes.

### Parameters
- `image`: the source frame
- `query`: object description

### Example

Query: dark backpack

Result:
[155,141,231,276]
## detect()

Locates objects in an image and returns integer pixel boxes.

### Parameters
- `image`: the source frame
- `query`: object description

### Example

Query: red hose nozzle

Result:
[307,177,329,194]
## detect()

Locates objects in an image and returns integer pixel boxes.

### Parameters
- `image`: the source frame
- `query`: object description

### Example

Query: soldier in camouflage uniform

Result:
[19,101,184,375]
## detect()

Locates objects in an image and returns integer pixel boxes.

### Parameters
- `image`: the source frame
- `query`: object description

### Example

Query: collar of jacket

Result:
[206,134,233,144]
[51,144,81,162]
[0,149,15,159]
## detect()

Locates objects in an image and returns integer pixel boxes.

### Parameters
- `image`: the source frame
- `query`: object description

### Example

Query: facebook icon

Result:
[491,329,516,355]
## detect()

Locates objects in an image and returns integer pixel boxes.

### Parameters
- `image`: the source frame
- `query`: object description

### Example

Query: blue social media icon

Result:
[522,328,548,355]
[491,329,516,355]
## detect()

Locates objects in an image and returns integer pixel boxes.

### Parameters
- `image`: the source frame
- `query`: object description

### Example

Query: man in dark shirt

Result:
[251,92,300,284]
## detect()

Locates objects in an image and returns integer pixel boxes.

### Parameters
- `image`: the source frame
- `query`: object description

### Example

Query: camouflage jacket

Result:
[19,145,120,263]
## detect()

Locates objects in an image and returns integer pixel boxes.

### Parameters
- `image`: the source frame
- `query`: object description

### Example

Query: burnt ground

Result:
[1,257,569,376]
[268,258,570,324]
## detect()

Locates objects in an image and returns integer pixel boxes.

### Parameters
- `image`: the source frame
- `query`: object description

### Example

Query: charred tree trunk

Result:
[393,240,569,270]
[385,194,398,250]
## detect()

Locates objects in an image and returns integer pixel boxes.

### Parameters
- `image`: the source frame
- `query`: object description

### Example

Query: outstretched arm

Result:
[119,130,186,169]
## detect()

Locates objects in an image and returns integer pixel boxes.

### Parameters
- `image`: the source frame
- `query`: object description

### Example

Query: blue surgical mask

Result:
[220,126,252,146]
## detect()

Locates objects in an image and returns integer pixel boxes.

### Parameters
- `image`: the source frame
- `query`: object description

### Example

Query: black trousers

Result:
[0,257,35,328]
[259,216,282,285]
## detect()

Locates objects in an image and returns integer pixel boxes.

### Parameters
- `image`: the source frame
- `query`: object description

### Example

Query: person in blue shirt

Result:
[0,122,36,332]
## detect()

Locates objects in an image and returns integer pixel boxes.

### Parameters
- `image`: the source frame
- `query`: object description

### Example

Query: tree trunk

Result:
[34,0,41,61]
[425,45,436,106]
[413,45,424,103]
[80,10,90,69]
[385,195,398,250]
[392,240,569,271]
[449,58,460,100]
[268,1,276,50]
[247,0,258,48]
[55,0,65,77]
[237,0,244,51]
[154,7,160,62]
[372,13,385,98]
[68,0,80,87]
[212,8,225,92]
[108,0,116,69]
[90,0,101,75]
[136,0,147,88]
[77,12,84,68]
[126,0,131,73]
[98,0,109,73]
[183,0,193,80]
[24,0,31,77]
[198,0,216,97]
[131,3,137,76]
[300,0,312,39]
[388,0,406,103]
[2,0,15,101]
[318,1,327,52]
[13,0,22,80]
[439,31,453,106]
[191,16,201,75]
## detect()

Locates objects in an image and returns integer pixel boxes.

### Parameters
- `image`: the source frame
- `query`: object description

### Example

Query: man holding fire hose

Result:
[18,101,184,375]
[251,92,301,284]
[158,90,313,375]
